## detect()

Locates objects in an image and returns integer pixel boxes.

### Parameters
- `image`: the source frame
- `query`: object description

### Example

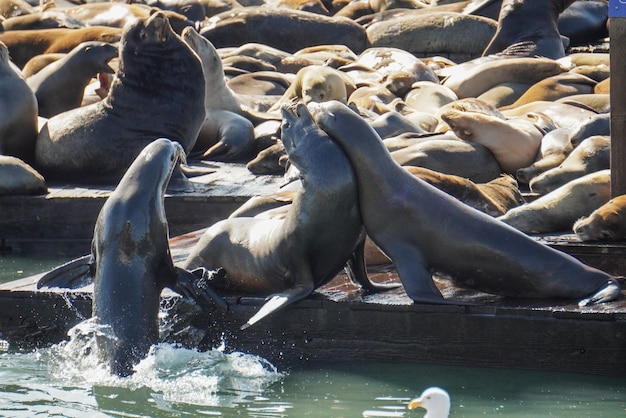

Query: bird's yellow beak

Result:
[408,399,423,410]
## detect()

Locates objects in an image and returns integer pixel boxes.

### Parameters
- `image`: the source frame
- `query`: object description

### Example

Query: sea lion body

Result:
[574,195,626,242]
[183,102,390,328]
[0,41,38,164]
[499,170,611,234]
[34,13,205,183]
[26,41,118,118]
[310,100,619,306]
[38,139,224,376]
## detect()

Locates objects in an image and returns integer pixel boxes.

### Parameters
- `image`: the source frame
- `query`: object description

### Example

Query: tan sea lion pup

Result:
[269,65,356,112]
[574,195,626,242]
[439,105,544,174]
[0,155,47,196]
[498,170,611,234]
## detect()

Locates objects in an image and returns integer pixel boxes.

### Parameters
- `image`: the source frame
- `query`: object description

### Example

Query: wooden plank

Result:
[1,272,625,376]
[610,8,626,197]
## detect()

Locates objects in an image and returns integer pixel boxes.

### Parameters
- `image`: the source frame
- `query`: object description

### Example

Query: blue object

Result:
[610,0,626,17]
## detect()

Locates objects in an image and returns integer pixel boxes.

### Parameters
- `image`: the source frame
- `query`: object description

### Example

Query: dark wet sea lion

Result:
[26,41,118,118]
[182,102,395,329]
[34,12,205,184]
[310,100,620,306]
[482,0,576,59]
[38,139,225,376]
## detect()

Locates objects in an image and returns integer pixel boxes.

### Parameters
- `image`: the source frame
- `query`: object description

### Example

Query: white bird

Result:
[407,387,450,417]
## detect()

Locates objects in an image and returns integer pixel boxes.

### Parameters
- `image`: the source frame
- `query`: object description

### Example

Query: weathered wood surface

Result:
[0,163,284,255]
[1,268,625,377]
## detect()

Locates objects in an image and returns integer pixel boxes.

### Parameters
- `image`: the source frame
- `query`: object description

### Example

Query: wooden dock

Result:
[2,162,626,377]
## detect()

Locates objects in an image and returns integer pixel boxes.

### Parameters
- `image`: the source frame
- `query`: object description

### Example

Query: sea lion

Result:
[567,112,610,148]
[0,155,47,196]
[34,12,205,183]
[516,127,574,185]
[0,41,38,165]
[500,101,598,129]
[529,135,610,195]
[441,56,568,100]
[199,8,368,54]
[269,65,356,112]
[182,102,395,329]
[37,139,225,376]
[310,100,619,306]
[499,169,611,234]
[574,195,626,242]
[405,166,523,217]
[192,109,255,161]
[365,11,497,61]
[482,0,576,59]
[501,72,597,110]
[26,41,118,118]
[0,26,122,69]
[390,137,502,183]
[439,105,543,174]
[403,81,458,115]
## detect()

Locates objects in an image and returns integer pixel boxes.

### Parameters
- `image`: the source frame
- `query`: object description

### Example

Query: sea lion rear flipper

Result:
[578,278,622,307]
[171,267,228,310]
[345,237,401,292]
[241,284,315,330]
[36,254,94,289]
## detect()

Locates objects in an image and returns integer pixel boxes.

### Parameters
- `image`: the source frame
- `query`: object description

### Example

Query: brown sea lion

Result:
[34,12,205,183]
[0,26,122,68]
[405,166,523,217]
[501,72,597,110]
[574,195,626,242]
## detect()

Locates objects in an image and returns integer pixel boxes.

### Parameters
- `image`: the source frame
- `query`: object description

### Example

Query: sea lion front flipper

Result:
[36,254,94,289]
[241,284,315,330]
[170,267,228,310]
[344,237,400,292]
[391,247,447,304]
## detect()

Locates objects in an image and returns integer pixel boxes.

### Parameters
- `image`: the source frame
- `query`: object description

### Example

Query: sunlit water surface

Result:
[1,256,626,417]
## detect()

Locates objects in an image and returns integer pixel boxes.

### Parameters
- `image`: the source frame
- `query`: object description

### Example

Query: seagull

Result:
[408,387,450,417]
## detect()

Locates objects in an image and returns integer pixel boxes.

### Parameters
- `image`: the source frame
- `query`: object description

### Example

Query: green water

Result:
[1,255,626,417]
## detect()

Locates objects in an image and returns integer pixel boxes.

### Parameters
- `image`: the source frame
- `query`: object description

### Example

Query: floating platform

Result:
[1,163,626,377]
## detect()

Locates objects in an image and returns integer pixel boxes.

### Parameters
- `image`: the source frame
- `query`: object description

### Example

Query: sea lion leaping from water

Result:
[38,139,225,376]
[309,100,620,306]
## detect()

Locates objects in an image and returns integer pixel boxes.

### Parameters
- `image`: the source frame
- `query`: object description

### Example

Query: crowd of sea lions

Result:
[3,0,624,375]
